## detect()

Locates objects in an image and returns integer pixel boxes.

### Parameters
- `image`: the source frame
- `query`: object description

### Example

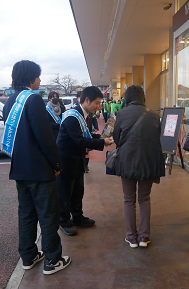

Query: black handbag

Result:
[183,133,189,151]
[105,108,150,175]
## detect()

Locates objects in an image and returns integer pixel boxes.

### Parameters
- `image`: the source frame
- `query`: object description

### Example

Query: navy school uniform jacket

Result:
[3,88,62,181]
[47,112,60,141]
[56,105,104,176]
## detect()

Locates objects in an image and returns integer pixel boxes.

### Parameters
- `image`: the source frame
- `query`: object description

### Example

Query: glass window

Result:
[160,71,169,110]
[176,29,189,120]
[162,53,166,71]
[186,36,189,48]
[166,50,169,69]
[161,50,169,71]
[63,99,71,105]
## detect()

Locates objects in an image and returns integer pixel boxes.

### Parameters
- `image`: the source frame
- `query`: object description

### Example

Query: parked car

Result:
[0,97,9,104]
[42,97,48,106]
[0,102,5,151]
[0,89,4,96]
[4,88,15,97]
[42,96,77,110]
[61,96,77,110]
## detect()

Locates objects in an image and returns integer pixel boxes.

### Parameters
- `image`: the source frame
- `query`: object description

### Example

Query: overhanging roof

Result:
[70,0,174,85]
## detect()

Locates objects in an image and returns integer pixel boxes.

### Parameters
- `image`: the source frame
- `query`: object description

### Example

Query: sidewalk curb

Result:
[5,224,41,289]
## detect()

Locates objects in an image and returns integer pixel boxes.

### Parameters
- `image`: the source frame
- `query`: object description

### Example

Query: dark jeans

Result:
[104,112,108,123]
[16,180,62,264]
[57,170,84,227]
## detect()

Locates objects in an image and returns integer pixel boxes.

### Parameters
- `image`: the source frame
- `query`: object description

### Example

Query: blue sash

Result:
[46,105,61,124]
[61,109,92,139]
[71,102,79,109]
[2,90,35,157]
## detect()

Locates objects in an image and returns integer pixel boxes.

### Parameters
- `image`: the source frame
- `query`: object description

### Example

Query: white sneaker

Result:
[125,237,138,248]
[43,256,71,275]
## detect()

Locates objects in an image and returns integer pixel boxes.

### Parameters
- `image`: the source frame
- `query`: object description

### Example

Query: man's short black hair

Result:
[48,91,59,100]
[125,85,145,105]
[12,60,41,90]
[77,91,82,99]
[80,86,103,104]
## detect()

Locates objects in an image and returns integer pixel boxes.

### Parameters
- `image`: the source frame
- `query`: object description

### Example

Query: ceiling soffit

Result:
[70,0,174,85]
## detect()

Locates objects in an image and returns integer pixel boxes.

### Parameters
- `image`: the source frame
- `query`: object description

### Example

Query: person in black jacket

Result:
[56,86,113,236]
[113,85,165,249]
[55,91,66,114]
[46,92,62,140]
[3,60,71,275]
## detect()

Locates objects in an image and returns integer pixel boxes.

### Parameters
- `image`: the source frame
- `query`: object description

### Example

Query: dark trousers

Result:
[104,112,108,123]
[57,170,84,227]
[16,180,62,264]
[102,109,105,119]
[121,177,153,239]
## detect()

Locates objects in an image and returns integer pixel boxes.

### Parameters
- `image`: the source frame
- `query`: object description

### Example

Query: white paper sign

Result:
[163,114,178,137]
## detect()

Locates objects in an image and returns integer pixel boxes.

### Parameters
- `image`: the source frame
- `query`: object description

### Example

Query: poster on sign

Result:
[163,114,178,137]
[101,116,115,139]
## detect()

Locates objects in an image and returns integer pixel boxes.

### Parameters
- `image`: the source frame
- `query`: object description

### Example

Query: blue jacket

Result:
[3,88,62,181]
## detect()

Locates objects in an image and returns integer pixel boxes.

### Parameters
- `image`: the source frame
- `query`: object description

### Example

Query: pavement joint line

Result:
[5,223,41,289]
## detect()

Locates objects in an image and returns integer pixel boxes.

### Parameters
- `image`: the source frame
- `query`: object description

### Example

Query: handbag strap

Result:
[119,108,150,147]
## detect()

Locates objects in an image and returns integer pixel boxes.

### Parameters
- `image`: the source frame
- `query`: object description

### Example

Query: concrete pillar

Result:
[144,54,161,110]
[120,77,125,99]
[126,73,132,87]
[168,28,173,106]
[132,66,144,86]
[115,81,121,101]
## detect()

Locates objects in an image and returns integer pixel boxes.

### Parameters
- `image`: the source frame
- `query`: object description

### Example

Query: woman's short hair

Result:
[80,86,103,104]
[125,85,145,105]
[48,91,59,100]
[12,60,41,89]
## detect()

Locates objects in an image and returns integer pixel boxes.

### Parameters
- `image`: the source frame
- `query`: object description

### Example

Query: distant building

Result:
[40,85,81,97]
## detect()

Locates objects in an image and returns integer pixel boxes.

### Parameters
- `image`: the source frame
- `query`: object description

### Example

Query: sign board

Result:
[160,107,185,154]
[173,0,189,32]
[113,90,120,99]
[103,85,112,96]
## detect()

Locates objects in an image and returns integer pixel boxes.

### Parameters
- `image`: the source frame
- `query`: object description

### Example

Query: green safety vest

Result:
[104,102,110,113]
[111,102,117,113]
[118,103,122,110]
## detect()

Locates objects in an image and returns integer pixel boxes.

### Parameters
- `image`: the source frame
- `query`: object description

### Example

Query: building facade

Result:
[70,0,189,168]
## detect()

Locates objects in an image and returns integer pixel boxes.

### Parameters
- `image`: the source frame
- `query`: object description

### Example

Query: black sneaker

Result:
[85,166,90,173]
[59,224,77,236]
[43,256,71,275]
[72,215,95,227]
[22,251,45,270]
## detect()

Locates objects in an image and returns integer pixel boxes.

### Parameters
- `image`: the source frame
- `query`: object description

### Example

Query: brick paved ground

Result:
[0,163,19,289]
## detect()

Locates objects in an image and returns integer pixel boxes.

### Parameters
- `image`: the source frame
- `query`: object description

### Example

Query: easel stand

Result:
[164,141,184,175]
[178,141,185,170]
[160,107,185,175]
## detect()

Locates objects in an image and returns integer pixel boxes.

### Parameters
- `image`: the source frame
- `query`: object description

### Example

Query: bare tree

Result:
[50,73,78,95]
[81,79,91,88]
